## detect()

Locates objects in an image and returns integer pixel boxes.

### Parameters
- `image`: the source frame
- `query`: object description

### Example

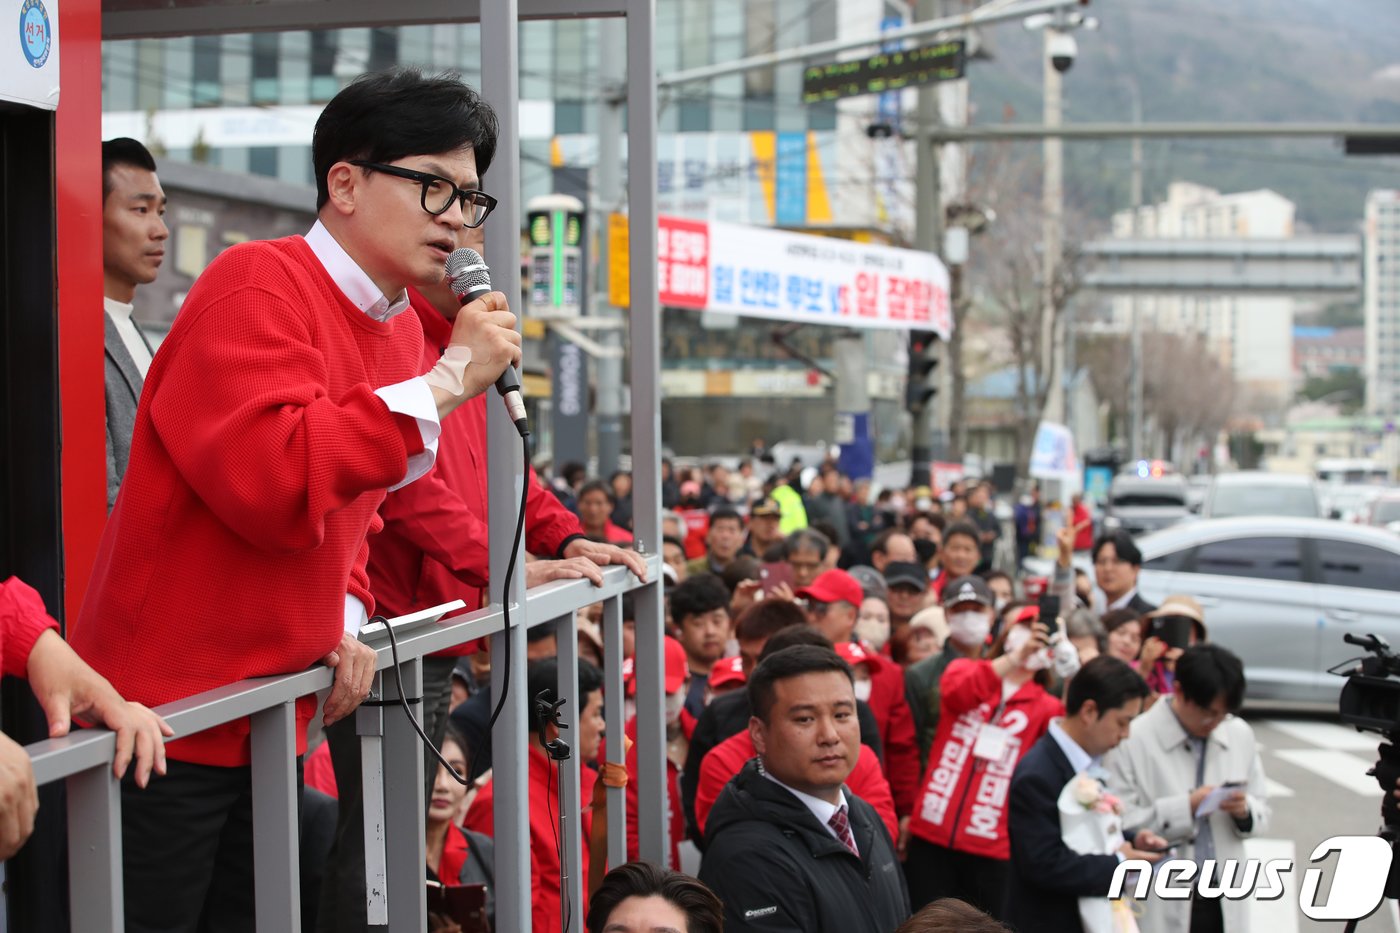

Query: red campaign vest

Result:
[906,659,1063,860]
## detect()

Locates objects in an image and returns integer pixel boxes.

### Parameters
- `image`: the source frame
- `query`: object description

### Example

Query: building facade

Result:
[1109,181,1298,410]
[1364,190,1400,418]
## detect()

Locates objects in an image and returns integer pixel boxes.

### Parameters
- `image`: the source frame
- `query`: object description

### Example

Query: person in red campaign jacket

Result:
[464,657,603,933]
[624,636,694,869]
[0,578,171,859]
[797,571,921,822]
[904,616,1063,919]
[694,728,898,844]
[68,72,525,933]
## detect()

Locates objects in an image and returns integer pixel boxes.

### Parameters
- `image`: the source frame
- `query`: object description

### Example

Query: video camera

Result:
[1333,632,1400,902]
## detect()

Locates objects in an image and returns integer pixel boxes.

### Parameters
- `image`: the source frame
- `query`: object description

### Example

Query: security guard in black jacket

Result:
[698,646,910,932]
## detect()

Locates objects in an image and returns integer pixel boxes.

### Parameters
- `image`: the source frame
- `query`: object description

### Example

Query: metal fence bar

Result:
[250,701,301,932]
[358,698,389,925]
[601,595,627,869]
[554,611,584,933]
[382,657,427,932]
[625,0,669,867]
[66,765,123,932]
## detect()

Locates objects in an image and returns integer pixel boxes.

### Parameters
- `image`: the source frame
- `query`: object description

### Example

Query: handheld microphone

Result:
[445,247,530,437]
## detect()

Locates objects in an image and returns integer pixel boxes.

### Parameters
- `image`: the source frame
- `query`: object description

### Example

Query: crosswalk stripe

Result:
[1243,838,1298,933]
[1260,719,1379,753]
[1272,749,1381,796]
[1264,777,1295,799]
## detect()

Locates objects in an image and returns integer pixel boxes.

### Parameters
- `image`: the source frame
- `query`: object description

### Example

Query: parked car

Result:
[1322,484,1384,523]
[1103,475,1192,538]
[1368,491,1400,533]
[1135,517,1400,704]
[1201,471,1323,520]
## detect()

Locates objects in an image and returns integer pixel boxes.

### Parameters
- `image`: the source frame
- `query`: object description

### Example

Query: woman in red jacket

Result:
[903,614,1063,919]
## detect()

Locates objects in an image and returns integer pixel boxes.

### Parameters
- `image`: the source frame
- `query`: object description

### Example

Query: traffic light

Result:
[906,330,941,414]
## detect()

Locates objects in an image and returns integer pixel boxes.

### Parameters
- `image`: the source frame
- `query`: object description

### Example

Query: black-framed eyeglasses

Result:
[349,160,497,227]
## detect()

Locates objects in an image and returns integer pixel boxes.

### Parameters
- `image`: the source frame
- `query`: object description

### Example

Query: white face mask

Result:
[853,678,873,703]
[994,597,1009,613]
[855,614,891,651]
[664,690,686,724]
[948,610,991,647]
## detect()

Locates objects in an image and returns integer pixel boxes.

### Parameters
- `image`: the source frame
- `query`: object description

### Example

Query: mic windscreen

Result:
[446,247,491,299]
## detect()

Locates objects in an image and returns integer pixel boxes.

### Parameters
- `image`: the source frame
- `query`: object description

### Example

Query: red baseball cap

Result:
[708,655,747,690]
[795,569,864,608]
[664,636,690,694]
[834,639,884,675]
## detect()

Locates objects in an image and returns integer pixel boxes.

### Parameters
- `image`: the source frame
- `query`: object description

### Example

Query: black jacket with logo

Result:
[698,759,910,932]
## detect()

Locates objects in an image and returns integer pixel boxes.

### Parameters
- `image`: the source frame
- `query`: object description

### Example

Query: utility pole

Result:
[1128,84,1145,462]
[594,19,626,480]
[1040,26,1065,427]
[910,0,946,488]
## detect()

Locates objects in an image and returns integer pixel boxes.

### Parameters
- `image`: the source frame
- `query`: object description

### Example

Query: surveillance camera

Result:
[1047,31,1077,73]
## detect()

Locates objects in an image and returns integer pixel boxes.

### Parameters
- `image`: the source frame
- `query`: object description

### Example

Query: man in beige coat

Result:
[1105,644,1269,933]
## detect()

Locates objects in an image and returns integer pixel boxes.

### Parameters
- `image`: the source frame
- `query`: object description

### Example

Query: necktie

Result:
[828,805,859,858]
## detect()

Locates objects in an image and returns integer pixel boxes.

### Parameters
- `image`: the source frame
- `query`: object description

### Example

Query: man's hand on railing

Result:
[561,539,650,583]
[24,630,174,787]
[526,557,607,588]
[320,632,378,726]
[0,731,37,860]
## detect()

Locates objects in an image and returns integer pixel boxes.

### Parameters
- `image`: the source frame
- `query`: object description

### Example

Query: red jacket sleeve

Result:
[378,461,492,592]
[873,665,921,817]
[939,658,1001,717]
[150,281,416,554]
[0,578,59,679]
[463,779,495,836]
[848,744,900,843]
[696,735,751,837]
[525,468,584,559]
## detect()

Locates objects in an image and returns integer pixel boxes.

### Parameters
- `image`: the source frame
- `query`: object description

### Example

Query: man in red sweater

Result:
[68,70,523,932]
[317,219,644,931]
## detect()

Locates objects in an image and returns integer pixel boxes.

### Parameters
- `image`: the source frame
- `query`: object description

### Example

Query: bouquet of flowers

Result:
[1057,773,1140,933]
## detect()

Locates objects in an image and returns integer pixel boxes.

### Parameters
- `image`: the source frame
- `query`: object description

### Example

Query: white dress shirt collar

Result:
[304,220,411,323]
[1049,718,1098,775]
[760,765,851,846]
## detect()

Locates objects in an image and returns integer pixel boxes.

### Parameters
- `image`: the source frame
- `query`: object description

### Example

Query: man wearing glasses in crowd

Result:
[69,69,522,932]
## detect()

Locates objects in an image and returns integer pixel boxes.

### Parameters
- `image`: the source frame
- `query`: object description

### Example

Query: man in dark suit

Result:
[1090,530,1157,617]
[102,137,167,510]
[1003,656,1167,933]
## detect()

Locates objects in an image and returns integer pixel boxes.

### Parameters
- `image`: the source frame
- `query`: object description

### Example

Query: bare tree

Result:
[963,144,1087,476]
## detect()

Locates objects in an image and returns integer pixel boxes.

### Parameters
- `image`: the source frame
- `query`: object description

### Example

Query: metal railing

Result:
[25,558,663,932]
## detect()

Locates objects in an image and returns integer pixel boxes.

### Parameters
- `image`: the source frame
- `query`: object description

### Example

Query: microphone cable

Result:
[372,432,530,788]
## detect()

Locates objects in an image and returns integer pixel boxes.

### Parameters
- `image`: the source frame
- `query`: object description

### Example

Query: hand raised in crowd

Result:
[446,289,522,398]
[320,632,378,727]
[1139,635,1169,670]
[1057,514,1091,569]
[728,579,762,619]
[0,732,37,861]
[24,629,173,787]
[1119,828,1170,862]
[767,581,797,604]
[561,538,650,583]
[526,556,607,589]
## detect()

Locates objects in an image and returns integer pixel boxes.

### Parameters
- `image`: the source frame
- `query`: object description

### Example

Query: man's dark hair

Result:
[1065,655,1149,716]
[759,625,833,660]
[526,657,603,734]
[311,68,498,209]
[896,897,1011,933]
[621,591,637,625]
[784,527,831,559]
[586,860,723,933]
[669,574,729,623]
[747,644,853,723]
[561,461,588,487]
[1092,529,1143,567]
[709,506,743,531]
[1175,643,1246,713]
[101,137,158,199]
[721,555,760,593]
[905,511,947,534]
[983,570,1013,590]
[662,535,688,554]
[943,521,981,549]
[526,619,557,645]
[577,479,614,504]
[734,599,806,643]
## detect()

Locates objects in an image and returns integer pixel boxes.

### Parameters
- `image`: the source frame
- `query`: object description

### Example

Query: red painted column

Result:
[55,0,105,622]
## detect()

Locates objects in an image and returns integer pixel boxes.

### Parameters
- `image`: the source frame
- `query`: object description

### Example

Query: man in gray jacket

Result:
[102,137,167,510]
[1105,644,1269,933]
